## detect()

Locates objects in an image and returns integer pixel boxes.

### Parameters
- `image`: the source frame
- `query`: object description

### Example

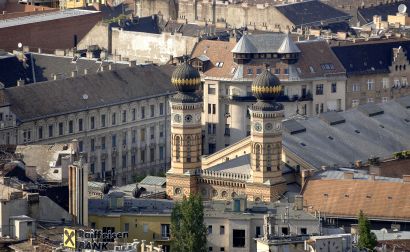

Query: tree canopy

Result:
[171,194,208,252]
[357,210,377,251]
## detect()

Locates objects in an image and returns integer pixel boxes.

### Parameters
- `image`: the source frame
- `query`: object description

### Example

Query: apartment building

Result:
[191,34,346,154]
[332,39,410,109]
[0,64,175,186]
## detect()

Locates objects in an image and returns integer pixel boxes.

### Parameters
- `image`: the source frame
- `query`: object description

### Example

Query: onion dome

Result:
[251,65,281,101]
[171,57,201,93]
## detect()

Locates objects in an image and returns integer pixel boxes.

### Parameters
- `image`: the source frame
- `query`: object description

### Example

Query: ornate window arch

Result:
[267,144,272,172]
[186,136,191,162]
[255,143,261,171]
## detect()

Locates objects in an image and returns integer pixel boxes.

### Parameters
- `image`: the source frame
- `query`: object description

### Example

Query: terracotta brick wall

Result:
[0,11,102,52]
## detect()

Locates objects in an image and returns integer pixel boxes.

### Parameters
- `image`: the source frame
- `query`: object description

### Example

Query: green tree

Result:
[171,194,207,252]
[357,210,377,251]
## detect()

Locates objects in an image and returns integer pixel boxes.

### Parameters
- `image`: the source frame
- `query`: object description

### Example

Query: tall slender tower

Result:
[246,65,287,202]
[166,58,203,199]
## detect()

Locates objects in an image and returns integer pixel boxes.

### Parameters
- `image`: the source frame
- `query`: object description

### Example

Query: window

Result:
[208,103,212,114]
[352,99,359,108]
[69,120,74,133]
[212,104,216,114]
[247,68,253,75]
[220,226,225,235]
[101,136,106,150]
[233,229,245,248]
[159,125,164,138]
[132,109,136,121]
[124,223,129,233]
[209,144,216,154]
[220,248,225,252]
[208,247,213,252]
[79,141,83,152]
[315,84,324,95]
[207,123,216,134]
[382,78,389,89]
[331,83,337,93]
[159,146,164,161]
[150,147,155,162]
[161,224,170,239]
[150,126,155,140]
[300,228,307,235]
[143,224,148,233]
[131,154,136,166]
[112,134,117,148]
[256,68,262,75]
[315,104,319,114]
[91,138,95,151]
[112,113,116,125]
[122,133,127,145]
[140,128,146,141]
[122,154,127,168]
[23,129,32,143]
[132,130,136,143]
[281,227,289,235]
[402,77,408,86]
[275,68,280,74]
[284,68,289,75]
[90,116,95,129]
[38,126,43,139]
[394,79,400,87]
[208,84,216,95]
[90,163,95,174]
[320,103,324,113]
[159,103,164,115]
[150,105,155,117]
[141,106,145,119]
[101,114,106,128]
[48,125,53,138]
[367,79,374,90]
[140,149,145,163]
[101,161,106,177]
[256,226,261,238]
[122,110,127,123]
[207,225,213,234]
[352,84,360,92]
[224,124,230,136]
[78,118,83,132]
[59,122,64,136]
[320,63,335,70]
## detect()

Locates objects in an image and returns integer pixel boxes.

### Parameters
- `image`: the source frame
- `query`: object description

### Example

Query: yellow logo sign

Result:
[64,228,76,249]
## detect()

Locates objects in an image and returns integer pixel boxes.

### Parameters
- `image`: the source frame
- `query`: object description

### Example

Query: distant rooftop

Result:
[357,0,410,25]
[283,97,410,170]
[0,9,100,29]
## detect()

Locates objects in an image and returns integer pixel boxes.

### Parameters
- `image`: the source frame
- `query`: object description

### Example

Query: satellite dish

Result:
[398,4,407,14]
[17,42,22,48]
[82,94,88,100]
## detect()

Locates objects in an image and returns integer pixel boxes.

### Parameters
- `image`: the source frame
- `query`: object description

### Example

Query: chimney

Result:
[17,79,25,87]
[100,65,106,72]
[129,60,136,67]
[108,64,113,71]
[403,175,410,183]
[84,69,88,75]
[38,48,42,54]
[71,71,78,78]
[344,172,354,179]
[294,195,303,210]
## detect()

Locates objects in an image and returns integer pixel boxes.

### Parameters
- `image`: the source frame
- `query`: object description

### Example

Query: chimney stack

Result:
[344,172,354,179]
[84,69,88,75]
[129,60,136,67]
[71,71,78,78]
[17,79,25,87]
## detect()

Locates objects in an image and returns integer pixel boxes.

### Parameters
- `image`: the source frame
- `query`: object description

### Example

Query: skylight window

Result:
[328,136,334,140]
[355,129,360,134]
[309,66,315,73]
[300,142,306,147]
[320,63,335,70]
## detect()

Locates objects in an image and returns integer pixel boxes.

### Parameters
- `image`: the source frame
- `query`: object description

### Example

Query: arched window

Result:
[255,144,261,171]
[267,145,272,172]
[175,135,181,161]
[186,136,191,162]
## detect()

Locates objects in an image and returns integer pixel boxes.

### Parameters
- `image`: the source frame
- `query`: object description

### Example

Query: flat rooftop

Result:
[0,9,100,29]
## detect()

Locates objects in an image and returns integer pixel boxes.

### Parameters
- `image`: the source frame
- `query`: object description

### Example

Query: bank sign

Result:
[63,228,129,251]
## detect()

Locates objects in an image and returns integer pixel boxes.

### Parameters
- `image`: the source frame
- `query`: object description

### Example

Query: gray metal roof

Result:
[207,154,252,175]
[312,168,402,183]
[231,33,300,54]
[0,64,176,121]
[283,119,306,134]
[0,9,99,29]
[283,97,410,170]
[397,95,410,109]
[139,176,166,186]
[358,103,384,117]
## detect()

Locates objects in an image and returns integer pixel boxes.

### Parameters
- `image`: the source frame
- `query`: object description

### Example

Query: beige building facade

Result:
[0,65,175,186]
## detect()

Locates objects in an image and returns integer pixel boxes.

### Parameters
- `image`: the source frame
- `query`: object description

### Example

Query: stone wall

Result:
[77,21,110,51]
[111,28,199,64]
